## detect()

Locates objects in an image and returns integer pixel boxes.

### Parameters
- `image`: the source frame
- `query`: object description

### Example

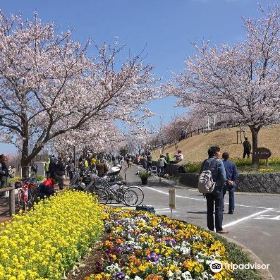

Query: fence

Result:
[0,186,15,216]
[151,122,240,150]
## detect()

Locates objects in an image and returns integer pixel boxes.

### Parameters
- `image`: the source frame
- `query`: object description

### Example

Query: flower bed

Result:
[87,209,233,280]
[0,191,104,280]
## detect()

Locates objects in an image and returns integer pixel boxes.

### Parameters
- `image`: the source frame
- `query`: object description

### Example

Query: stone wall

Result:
[236,173,280,193]
[177,172,280,193]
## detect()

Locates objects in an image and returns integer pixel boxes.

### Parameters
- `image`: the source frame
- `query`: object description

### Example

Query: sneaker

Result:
[228,211,234,214]
[216,230,229,234]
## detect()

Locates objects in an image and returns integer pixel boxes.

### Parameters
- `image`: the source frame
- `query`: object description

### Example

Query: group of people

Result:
[156,150,184,176]
[77,155,111,177]
[201,145,238,234]
[38,155,66,198]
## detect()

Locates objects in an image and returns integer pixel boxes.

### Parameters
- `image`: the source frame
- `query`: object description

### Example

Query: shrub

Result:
[0,191,104,279]
[233,158,252,167]
[138,170,152,179]
[182,157,280,174]
[184,162,201,173]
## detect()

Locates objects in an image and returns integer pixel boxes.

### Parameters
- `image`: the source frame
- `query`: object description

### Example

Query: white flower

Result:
[167,270,174,279]
[181,271,193,280]
[105,263,121,273]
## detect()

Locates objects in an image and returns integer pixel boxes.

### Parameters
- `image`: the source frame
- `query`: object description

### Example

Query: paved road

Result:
[124,165,280,279]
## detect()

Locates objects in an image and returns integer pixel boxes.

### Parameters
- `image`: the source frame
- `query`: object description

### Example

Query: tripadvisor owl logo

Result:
[210,260,223,273]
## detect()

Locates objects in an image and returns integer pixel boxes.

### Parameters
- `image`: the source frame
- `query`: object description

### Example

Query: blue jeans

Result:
[158,166,165,175]
[206,188,224,231]
[223,184,235,213]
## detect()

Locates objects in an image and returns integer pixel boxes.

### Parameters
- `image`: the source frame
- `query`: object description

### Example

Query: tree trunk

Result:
[249,125,261,167]
[21,116,30,178]
[21,137,29,178]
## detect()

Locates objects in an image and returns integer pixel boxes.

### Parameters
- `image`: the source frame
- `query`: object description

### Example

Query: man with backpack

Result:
[199,146,227,234]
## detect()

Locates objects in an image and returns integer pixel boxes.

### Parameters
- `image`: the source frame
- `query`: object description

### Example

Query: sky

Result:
[0,0,271,154]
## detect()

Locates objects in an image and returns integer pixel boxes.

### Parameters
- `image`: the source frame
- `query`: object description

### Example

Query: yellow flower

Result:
[0,191,104,280]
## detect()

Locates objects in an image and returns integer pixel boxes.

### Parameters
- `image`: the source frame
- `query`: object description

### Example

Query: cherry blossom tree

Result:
[0,12,156,176]
[121,126,154,155]
[169,6,280,165]
[50,119,123,157]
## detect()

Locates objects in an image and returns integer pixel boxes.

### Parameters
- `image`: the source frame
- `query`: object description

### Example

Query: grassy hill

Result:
[152,124,280,163]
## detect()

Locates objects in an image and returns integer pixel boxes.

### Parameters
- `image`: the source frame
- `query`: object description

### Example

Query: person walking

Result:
[31,162,38,177]
[54,157,65,190]
[158,155,167,176]
[200,146,227,234]
[49,155,57,179]
[222,152,238,214]
[0,154,8,189]
[45,157,50,178]
[125,154,131,168]
[69,160,75,181]
[147,152,153,171]
[142,154,148,170]
[242,137,251,158]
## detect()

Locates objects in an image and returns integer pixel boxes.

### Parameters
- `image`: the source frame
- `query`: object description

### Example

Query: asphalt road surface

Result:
[124,165,280,279]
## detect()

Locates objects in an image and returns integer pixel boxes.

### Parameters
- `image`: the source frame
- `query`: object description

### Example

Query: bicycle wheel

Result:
[127,186,144,206]
[93,189,109,204]
[17,189,27,211]
[123,189,138,207]
[27,189,38,209]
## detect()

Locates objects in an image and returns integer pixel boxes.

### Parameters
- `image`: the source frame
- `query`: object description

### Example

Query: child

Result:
[39,177,55,198]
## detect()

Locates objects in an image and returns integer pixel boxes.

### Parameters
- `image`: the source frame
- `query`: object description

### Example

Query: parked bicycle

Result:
[15,178,39,210]
[70,165,144,206]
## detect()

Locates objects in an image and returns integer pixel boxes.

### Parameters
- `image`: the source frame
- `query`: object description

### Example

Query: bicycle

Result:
[95,177,144,206]
[16,178,39,211]
[69,168,145,206]
[69,171,109,204]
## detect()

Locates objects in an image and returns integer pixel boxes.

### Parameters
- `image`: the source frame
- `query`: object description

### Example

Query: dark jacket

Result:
[243,140,251,151]
[55,160,65,176]
[222,160,238,182]
[201,157,227,190]
[0,162,8,178]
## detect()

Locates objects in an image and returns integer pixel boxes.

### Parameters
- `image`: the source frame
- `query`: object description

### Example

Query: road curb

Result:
[216,235,275,280]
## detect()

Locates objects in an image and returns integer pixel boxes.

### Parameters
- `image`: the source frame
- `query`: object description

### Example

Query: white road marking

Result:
[146,187,204,202]
[146,187,274,210]
[223,209,273,228]
[254,214,280,221]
